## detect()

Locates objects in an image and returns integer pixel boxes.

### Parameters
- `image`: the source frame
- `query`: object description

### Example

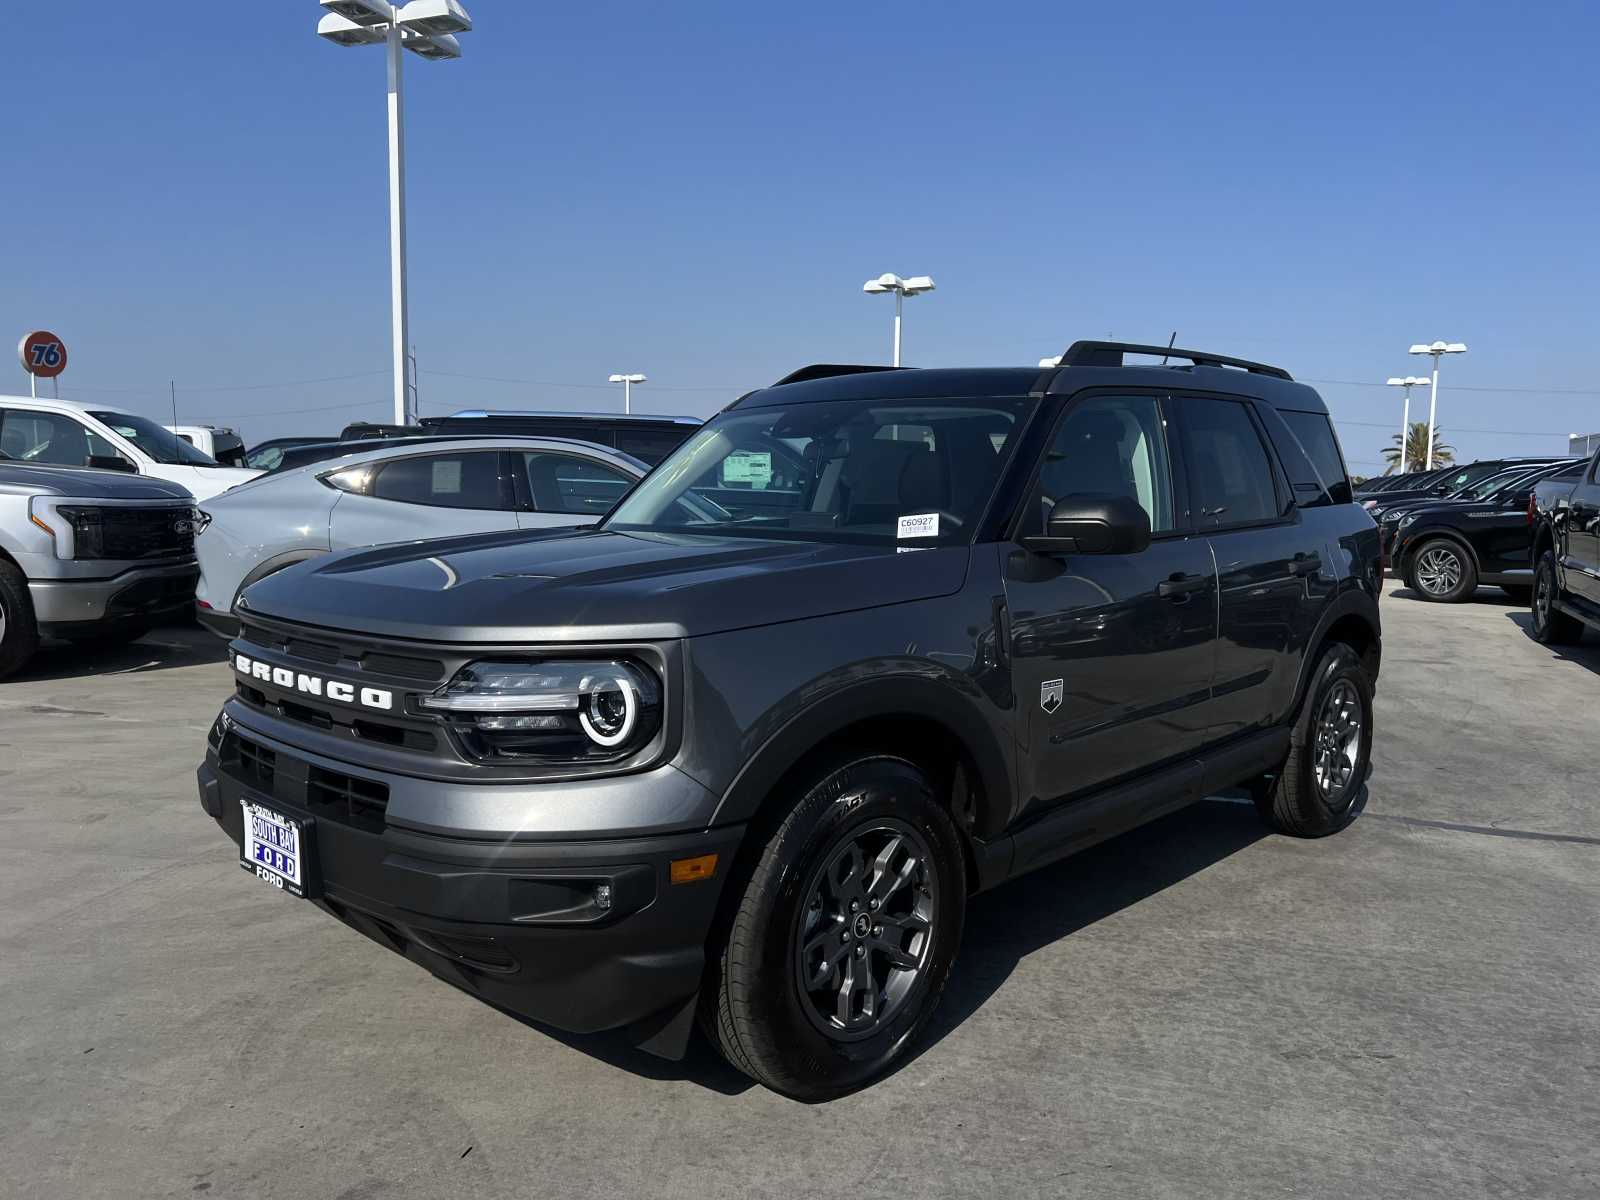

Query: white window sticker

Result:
[431,460,463,494]
[897,512,939,539]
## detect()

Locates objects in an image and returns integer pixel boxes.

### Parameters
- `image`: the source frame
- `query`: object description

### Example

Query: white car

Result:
[0,396,260,500]
[192,436,651,638]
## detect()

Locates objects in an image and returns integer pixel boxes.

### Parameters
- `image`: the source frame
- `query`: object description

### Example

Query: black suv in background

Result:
[1387,460,1581,601]
[195,342,1380,1099]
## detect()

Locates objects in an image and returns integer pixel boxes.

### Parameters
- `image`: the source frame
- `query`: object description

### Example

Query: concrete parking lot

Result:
[2,583,1597,1200]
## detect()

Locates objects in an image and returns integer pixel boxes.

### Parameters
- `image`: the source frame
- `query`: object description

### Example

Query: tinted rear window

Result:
[1280,410,1352,505]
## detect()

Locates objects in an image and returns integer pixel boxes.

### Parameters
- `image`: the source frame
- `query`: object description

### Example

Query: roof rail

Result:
[1057,340,1293,380]
[772,364,907,386]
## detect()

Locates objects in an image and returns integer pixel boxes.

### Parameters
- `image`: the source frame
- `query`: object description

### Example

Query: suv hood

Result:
[238,528,970,642]
[0,462,195,500]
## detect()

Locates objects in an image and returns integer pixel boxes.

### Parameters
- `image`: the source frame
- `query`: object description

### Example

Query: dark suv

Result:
[194,342,1381,1099]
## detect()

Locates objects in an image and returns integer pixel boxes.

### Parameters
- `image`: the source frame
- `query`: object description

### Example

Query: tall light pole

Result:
[1407,341,1468,470]
[316,0,473,427]
[609,373,646,414]
[862,273,935,366]
[1385,376,1429,473]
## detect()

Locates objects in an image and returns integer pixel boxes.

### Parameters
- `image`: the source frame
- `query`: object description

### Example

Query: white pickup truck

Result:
[0,459,199,679]
[0,395,259,500]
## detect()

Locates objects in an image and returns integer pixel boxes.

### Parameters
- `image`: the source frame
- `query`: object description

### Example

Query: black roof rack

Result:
[1057,340,1293,381]
[772,364,907,386]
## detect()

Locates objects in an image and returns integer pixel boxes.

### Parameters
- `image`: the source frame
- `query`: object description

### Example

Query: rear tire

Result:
[1531,551,1583,645]
[703,756,966,1101]
[1407,537,1476,602]
[1256,642,1372,838]
[0,560,40,681]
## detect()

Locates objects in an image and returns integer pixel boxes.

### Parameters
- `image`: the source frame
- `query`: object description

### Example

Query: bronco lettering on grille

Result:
[233,653,393,711]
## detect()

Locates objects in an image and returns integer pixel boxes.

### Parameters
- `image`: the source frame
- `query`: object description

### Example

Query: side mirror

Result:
[1431,485,1450,495]
[87,455,137,474]
[1023,494,1152,556]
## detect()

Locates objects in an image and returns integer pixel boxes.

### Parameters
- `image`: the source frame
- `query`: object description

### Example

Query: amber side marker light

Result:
[670,853,719,885]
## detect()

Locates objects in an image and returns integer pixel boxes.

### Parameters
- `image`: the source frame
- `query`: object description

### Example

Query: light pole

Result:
[1385,376,1429,473]
[609,373,646,414]
[316,0,473,427]
[1407,340,1467,470]
[862,273,935,366]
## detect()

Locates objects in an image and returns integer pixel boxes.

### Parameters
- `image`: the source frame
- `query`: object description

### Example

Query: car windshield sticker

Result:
[897,513,939,539]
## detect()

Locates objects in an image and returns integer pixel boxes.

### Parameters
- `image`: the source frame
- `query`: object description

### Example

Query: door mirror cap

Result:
[1023,494,1152,555]
[87,455,137,474]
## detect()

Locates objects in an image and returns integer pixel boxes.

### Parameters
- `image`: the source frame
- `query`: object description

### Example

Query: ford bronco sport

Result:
[195,342,1381,1099]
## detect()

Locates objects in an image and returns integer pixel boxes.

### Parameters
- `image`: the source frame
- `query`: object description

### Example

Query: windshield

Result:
[89,411,217,466]
[604,397,1033,546]
[1460,468,1528,499]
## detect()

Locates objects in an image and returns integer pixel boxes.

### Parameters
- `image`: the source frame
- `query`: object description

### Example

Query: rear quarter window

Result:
[1279,410,1352,505]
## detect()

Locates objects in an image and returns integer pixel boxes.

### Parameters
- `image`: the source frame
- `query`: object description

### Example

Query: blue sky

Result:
[4,0,1596,474]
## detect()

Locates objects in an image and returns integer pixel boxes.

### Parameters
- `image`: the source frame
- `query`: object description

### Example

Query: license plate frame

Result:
[239,798,317,899]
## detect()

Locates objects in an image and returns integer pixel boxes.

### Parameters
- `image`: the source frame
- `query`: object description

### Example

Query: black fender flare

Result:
[709,670,1014,842]
[236,548,329,607]
[1529,517,1558,570]
[1286,584,1381,733]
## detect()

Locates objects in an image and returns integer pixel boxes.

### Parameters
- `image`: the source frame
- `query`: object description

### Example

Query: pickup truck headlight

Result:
[27,498,102,559]
[1398,512,1420,530]
[420,659,662,762]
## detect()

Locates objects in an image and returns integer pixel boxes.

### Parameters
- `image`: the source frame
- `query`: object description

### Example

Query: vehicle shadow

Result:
[1387,584,1524,606]
[1504,610,1600,668]
[514,789,1306,1099]
[12,621,227,683]
[900,792,1277,1074]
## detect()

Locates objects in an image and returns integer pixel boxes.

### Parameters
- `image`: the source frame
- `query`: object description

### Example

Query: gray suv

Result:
[195,344,1381,1099]
[0,460,198,679]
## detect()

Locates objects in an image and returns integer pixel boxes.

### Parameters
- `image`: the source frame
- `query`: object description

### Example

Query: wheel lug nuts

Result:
[872,925,881,936]
[869,898,878,910]
[850,900,860,912]
[855,945,865,958]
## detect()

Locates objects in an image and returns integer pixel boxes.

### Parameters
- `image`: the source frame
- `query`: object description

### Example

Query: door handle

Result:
[1157,573,1209,599]
[1289,553,1323,578]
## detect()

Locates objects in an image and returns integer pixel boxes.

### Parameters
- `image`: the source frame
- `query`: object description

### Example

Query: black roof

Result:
[736,345,1328,415]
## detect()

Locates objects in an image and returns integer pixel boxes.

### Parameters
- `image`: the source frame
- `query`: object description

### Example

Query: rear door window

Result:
[1278,410,1352,504]
[1173,396,1284,528]
[368,451,511,510]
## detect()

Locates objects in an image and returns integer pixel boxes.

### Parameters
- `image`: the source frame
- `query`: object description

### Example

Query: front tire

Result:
[1407,537,1476,602]
[0,560,40,681]
[1531,551,1583,645]
[1256,642,1372,838]
[704,756,966,1100]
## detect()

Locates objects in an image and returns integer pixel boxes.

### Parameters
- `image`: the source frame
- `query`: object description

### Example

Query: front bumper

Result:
[30,561,199,636]
[197,728,743,1053]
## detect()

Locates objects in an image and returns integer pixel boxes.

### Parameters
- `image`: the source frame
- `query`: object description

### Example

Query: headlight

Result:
[193,508,213,535]
[27,498,104,559]
[420,659,662,762]
[1398,512,1419,530]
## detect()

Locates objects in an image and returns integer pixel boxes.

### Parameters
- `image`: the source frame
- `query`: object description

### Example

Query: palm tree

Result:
[1384,421,1453,473]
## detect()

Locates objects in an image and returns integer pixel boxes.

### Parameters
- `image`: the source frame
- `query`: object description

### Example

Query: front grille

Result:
[240,620,445,681]
[100,507,194,560]
[306,764,389,833]
[218,730,388,832]
[221,731,276,793]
